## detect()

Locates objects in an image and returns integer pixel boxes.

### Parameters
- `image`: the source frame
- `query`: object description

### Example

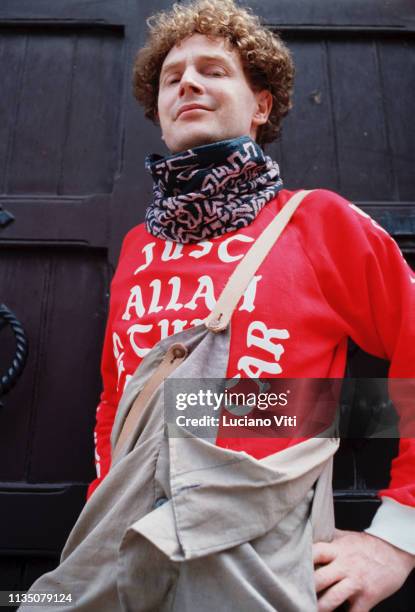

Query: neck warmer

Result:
[144,136,283,243]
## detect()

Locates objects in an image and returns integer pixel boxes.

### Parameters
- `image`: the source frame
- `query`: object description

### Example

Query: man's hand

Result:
[313,529,415,612]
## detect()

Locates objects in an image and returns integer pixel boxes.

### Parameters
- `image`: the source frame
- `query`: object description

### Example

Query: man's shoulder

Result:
[279,188,378,234]
[279,187,351,216]
[279,188,395,261]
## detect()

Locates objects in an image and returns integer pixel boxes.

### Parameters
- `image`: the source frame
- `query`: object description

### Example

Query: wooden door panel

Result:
[7,32,74,194]
[1,26,123,196]
[0,250,49,481]
[272,38,339,191]
[0,0,127,24]
[60,29,124,195]
[244,0,415,29]
[0,247,108,482]
[379,39,415,200]
[272,34,415,207]
[0,32,26,193]
[0,196,109,245]
[26,248,108,482]
[328,38,393,201]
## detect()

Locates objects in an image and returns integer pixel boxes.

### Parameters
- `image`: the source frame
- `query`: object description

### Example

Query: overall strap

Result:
[205,190,314,333]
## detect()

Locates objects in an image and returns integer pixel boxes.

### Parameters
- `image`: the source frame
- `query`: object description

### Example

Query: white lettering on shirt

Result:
[218,234,254,263]
[184,275,217,311]
[134,242,156,274]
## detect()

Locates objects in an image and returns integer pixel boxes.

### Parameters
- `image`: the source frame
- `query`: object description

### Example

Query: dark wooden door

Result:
[0,0,171,592]
[0,0,414,608]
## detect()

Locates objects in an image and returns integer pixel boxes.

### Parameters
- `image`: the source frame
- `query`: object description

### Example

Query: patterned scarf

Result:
[144,136,283,243]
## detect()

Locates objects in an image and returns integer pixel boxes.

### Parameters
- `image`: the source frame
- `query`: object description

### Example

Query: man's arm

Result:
[86,308,119,499]
[86,231,135,500]
[296,190,415,610]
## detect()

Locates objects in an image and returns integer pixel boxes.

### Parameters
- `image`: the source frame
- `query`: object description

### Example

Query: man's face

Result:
[157,33,272,153]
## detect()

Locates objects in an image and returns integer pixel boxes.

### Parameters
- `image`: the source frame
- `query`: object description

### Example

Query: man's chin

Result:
[168,131,229,154]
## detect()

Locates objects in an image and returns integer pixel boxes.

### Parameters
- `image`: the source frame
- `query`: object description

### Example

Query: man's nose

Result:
[179,67,204,96]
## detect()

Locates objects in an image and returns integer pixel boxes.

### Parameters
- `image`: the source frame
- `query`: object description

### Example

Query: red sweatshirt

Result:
[88,189,415,553]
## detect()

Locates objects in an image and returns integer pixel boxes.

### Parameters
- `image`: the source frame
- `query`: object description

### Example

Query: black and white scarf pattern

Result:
[145,136,283,243]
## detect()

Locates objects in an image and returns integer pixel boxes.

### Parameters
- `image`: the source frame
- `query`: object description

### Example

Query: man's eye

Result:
[164,68,225,84]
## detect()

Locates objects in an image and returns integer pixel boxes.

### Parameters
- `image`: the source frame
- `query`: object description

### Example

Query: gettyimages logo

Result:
[164,378,414,439]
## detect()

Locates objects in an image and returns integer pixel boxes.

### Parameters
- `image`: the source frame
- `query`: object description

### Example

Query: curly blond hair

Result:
[133,0,294,146]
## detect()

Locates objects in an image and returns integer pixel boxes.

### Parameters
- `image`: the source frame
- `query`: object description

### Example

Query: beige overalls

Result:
[20,191,339,611]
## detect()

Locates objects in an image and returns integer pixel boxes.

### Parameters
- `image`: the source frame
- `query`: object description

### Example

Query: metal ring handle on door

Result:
[0,303,28,400]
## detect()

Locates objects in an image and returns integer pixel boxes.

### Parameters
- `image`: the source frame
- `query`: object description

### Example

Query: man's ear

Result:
[253,90,273,128]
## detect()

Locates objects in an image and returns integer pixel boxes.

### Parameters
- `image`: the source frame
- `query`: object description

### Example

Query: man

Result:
[22,1,414,610]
